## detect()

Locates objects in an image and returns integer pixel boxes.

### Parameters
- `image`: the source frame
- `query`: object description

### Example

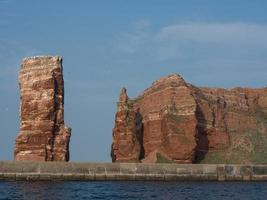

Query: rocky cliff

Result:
[111,74,267,164]
[14,56,71,161]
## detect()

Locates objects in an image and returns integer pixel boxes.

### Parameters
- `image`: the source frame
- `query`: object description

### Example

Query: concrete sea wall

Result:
[0,161,267,181]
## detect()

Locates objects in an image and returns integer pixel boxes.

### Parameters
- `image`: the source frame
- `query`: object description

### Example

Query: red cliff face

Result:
[111,74,267,164]
[14,56,71,161]
[111,88,142,162]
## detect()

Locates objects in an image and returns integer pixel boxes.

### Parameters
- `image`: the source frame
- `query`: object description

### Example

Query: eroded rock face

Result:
[111,74,267,164]
[14,56,71,161]
[111,88,142,162]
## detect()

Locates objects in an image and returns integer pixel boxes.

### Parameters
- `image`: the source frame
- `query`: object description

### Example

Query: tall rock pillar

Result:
[14,56,71,161]
[111,88,142,162]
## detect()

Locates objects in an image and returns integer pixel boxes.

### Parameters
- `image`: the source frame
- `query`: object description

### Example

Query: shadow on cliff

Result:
[193,104,209,163]
[136,109,145,160]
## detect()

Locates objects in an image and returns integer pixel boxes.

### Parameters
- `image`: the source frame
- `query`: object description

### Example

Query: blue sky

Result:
[0,0,267,161]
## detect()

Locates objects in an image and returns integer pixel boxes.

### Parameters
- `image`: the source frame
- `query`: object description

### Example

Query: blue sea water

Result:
[0,181,267,200]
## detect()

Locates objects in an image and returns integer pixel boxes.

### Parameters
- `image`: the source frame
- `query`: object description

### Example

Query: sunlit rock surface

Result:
[15,56,71,161]
[112,74,267,164]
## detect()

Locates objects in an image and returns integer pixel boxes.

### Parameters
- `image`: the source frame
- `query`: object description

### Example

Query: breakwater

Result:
[0,161,267,181]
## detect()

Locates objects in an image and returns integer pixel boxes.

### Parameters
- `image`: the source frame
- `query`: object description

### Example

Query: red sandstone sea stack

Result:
[111,74,267,164]
[14,56,71,161]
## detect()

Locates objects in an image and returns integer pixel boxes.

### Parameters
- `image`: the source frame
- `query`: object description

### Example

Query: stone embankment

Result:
[0,162,267,181]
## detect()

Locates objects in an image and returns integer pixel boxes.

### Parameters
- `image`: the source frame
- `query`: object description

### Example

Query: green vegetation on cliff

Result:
[200,129,267,164]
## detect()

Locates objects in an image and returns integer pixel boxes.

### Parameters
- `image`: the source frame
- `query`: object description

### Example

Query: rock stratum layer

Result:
[111,74,267,164]
[15,56,71,161]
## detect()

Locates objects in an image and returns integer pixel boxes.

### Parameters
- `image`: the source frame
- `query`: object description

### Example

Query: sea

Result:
[0,181,266,200]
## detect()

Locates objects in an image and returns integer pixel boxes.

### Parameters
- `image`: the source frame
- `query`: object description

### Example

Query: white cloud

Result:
[111,21,267,87]
[113,20,151,54]
[156,23,267,44]
[114,22,267,62]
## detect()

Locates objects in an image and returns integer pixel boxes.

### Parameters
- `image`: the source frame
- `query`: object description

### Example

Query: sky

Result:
[0,0,267,162]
